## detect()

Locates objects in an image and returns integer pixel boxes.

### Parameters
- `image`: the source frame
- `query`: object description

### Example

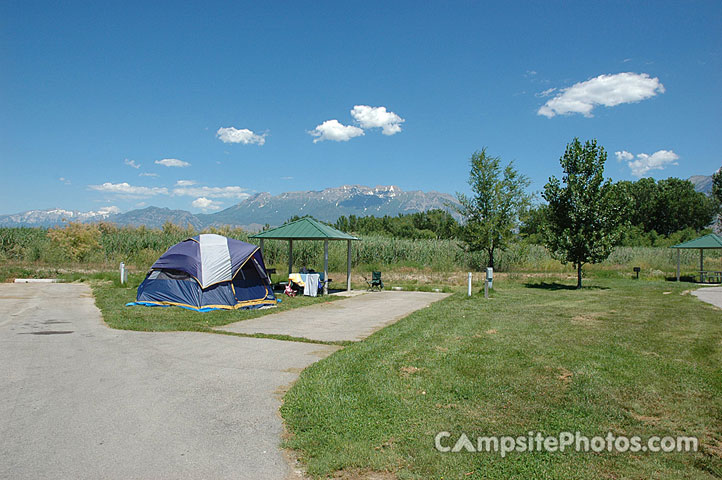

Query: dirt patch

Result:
[629,411,660,425]
[400,366,420,375]
[557,368,573,384]
[571,312,604,327]
[485,329,498,334]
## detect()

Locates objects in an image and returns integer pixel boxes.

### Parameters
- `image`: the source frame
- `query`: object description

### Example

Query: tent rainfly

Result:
[670,233,722,282]
[128,234,276,311]
[250,218,360,294]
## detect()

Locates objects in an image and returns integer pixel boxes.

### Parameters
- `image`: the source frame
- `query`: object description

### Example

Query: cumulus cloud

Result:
[89,182,169,196]
[538,72,665,118]
[175,179,196,186]
[191,197,223,211]
[124,158,140,169]
[614,151,634,162]
[309,119,364,143]
[139,172,159,177]
[95,206,121,215]
[350,105,405,135]
[616,149,679,177]
[216,127,266,145]
[172,185,249,199]
[155,158,190,168]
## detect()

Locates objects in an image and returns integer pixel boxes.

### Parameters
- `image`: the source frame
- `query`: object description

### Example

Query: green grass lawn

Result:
[281,277,722,479]
[72,272,340,333]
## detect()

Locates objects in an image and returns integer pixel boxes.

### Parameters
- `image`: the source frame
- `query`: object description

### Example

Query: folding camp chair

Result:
[365,271,384,291]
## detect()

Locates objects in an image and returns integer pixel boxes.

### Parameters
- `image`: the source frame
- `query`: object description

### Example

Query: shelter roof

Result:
[250,217,359,241]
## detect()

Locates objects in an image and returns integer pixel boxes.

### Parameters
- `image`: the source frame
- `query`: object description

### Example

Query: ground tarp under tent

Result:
[127,233,276,311]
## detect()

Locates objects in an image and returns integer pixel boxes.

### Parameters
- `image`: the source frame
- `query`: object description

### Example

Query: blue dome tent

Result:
[127,234,276,311]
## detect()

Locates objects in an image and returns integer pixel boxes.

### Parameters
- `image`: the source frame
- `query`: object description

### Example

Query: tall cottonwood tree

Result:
[456,148,530,269]
[542,138,626,288]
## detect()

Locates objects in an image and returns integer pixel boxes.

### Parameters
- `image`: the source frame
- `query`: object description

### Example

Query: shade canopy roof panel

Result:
[670,233,722,249]
[250,217,359,241]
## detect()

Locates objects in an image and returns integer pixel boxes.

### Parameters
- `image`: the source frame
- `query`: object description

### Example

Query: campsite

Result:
[1,201,721,479]
[2,2,722,480]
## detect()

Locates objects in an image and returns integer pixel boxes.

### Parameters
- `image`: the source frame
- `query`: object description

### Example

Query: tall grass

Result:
[0,224,717,275]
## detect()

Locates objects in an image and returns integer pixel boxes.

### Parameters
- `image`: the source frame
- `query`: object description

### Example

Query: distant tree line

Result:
[520,176,717,247]
[333,210,458,240]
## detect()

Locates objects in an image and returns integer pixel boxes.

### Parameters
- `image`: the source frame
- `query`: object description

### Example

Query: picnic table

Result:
[700,271,722,283]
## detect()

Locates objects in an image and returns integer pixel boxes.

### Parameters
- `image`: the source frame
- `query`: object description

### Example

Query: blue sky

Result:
[1,1,720,215]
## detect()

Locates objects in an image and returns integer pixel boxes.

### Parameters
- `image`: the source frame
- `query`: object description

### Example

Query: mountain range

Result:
[2,175,716,230]
[0,185,458,230]
[689,175,713,195]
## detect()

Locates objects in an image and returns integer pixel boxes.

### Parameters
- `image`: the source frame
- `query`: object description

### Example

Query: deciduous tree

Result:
[455,148,530,269]
[542,139,626,288]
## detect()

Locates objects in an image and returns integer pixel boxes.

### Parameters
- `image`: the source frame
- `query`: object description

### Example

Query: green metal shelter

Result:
[670,233,722,282]
[250,218,360,293]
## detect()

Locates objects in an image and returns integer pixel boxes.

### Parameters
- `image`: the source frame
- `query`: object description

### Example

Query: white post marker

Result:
[486,267,494,290]
[120,262,127,284]
[467,272,472,297]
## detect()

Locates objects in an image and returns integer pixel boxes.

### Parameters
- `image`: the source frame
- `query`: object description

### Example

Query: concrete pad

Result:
[217,290,451,342]
[328,289,367,297]
[0,283,337,480]
[692,286,722,309]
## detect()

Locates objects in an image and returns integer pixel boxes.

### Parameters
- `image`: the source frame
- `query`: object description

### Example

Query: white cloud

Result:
[309,119,364,143]
[155,158,190,168]
[216,127,266,145]
[617,149,679,177]
[192,197,223,211]
[59,177,71,185]
[139,172,159,177]
[94,206,121,215]
[538,72,665,118]
[175,179,197,186]
[614,151,634,162]
[124,158,140,169]
[350,105,405,136]
[535,88,557,98]
[172,185,249,199]
[89,182,169,196]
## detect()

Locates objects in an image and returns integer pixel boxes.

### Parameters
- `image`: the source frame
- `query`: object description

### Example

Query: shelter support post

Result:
[676,249,680,282]
[259,239,264,257]
[323,240,329,295]
[701,249,704,281]
[346,239,352,291]
[288,240,293,276]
